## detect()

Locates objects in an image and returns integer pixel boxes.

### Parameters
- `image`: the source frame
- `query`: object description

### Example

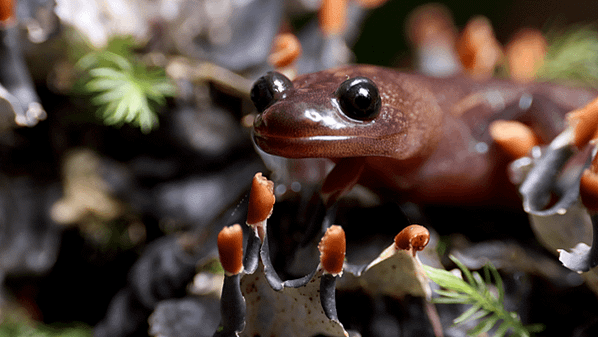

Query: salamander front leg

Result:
[320,157,366,208]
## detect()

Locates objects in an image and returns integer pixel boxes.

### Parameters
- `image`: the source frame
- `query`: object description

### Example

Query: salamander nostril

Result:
[250,71,294,113]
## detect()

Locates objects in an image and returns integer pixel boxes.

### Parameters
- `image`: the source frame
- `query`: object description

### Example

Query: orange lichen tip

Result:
[505,28,546,83]
[0,0,15,22]
[489,120,540,159]
[580,154,598,212]
[319,0,347,36]
[217,224,244,275]
[406,3,456,46]
[395,225,430,256]
[318,225,346,275]
[567,96,598,148]
[456,16,502,79]
[246,172,275,225]
[354,0,389,9]
[268,33,302,69]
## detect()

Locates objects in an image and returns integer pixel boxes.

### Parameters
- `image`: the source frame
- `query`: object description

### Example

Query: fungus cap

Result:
[268,33,302,69]
[246,172,275,225]
[489,120,540,159]
[505,28,547,83]
[567,96,598,148]
[319,0,347,36]
[217,224,244,275]
[318,225,346,275]
[0,0,14,23]
[394,225,430,256]
[456,16,502,79]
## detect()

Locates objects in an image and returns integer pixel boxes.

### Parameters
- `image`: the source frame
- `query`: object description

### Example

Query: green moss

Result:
[0,316,92,337]
[424,256,544,336]
[537,25,598,86]
[73,36,176,133]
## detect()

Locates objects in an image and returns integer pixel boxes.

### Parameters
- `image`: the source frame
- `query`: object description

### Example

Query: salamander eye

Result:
[335,77,381,121]
[250,72,294,113]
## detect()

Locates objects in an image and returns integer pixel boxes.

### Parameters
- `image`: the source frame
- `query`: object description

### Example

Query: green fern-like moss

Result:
[424,256,544,336]
[537,25,598,86]
[75,37,176,133]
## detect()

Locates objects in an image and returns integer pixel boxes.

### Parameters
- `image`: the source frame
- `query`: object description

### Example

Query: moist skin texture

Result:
[253,64,597,205]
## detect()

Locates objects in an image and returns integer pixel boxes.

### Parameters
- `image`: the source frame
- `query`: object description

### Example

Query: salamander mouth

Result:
[252,131,361,159]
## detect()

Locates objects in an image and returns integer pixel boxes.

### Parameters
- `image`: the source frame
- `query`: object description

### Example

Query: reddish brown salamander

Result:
[250,65,597,207]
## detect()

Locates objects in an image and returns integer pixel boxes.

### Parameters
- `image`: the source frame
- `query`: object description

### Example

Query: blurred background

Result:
[1,0,598,336]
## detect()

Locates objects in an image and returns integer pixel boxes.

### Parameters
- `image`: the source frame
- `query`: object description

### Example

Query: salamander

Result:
[250,64,597,206]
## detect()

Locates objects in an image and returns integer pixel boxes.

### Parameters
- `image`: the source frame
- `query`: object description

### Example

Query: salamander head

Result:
[251,65,443,160]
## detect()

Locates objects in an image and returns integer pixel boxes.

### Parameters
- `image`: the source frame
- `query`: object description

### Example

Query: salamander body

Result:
[251,65,597,205]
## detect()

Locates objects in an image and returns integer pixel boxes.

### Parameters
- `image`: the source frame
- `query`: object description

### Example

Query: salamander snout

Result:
[250,71,294,113]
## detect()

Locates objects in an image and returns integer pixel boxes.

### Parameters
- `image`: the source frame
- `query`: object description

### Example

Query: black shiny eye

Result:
[335,77,381,121]
[250,72,294,113]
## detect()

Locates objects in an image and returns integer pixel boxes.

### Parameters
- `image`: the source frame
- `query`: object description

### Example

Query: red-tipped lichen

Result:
[218,224,244,275]
[456,16,502,79]
[319,0,347,36]
[318,225,346,276]
[567,97,598,149]
[489,120,540,159]
[505,28,546,83]
[268,33,302,69]
[246,172,275,225]
[395,225,430,257]
[405,3,456,47]
[0,0,14,23]
[354,0,389,8]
